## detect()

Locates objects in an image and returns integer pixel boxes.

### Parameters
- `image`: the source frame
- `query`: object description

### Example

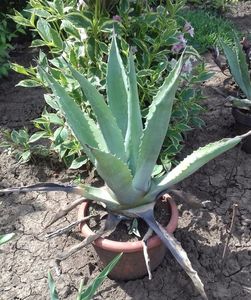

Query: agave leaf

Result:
[234,34,251,99]
[221,39,251,99]
[48,271,59,300]
[150,132,251,198]
[0,233,15,246]
[70,65,127,162]
[39,68,98,163]
[57,214,122,262]
[133,54,184,192]
[88,146,143,206]
[130,204,207,300]
[107,35,128,137]
[125,52,143,174]
[227,96,251,110]
[77,253,122,300]
[0,183,119,209]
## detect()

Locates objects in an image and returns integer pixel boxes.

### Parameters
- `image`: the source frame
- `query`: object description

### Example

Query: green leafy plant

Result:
[1,36,251,299]
[187,0,239,11]
[221,35,251,110]
[0,233,15,246]
[0,14,17,77]
[48,253,122,300]
[0,128,49,163]
[180,9,239,53]
[6,0,208,168]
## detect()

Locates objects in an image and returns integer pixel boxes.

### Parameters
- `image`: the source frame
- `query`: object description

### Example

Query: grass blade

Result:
[0,233,15,246]
[48,271,59,300]
[77,253,123,300]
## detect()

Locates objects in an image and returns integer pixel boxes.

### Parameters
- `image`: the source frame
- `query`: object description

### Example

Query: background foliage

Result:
[180,9,239,53]
[2,0,210,171]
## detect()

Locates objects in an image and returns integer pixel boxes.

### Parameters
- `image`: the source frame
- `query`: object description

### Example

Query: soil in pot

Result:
[232,107,251,153]
[78,197,178,281]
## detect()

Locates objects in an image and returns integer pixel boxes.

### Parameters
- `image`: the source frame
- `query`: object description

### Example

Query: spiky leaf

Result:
[107,35,128,137]
[125,52,143,174]
[151,132,250,198]
[133,54,183,192]
[221,38,251,99]
[234,34,251,100]
[70,65,127,162]
[39,68,99,163]
[88,147,143,206]
[0,183,119,209]
[128,204,207,299]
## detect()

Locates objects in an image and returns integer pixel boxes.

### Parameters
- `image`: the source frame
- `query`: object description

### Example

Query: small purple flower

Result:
[113,15,122,22]
[131,46,138,54]
[171,34,187,53]
[182,59,193,74]
[184,22,194,38]
[182,57,197,74]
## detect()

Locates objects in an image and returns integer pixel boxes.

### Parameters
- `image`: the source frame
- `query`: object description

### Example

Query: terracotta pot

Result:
[78,197,178,281]
[232,107,251,153]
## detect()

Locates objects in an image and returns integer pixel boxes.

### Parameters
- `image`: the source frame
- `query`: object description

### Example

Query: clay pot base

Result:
[78,197,178,281]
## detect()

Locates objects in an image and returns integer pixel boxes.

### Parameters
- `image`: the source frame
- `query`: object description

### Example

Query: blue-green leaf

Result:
[151,132,250,198]
[133,54,183,192]
[221,37,251,99]
[70,66,127,162]
[125,53,143,174]
[88,147,142,206]
[107,35,128,137]
[38,68,99,163]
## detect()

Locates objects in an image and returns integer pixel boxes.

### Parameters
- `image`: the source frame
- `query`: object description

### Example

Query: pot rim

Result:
[78,196,178,253]
[232,107,251,127]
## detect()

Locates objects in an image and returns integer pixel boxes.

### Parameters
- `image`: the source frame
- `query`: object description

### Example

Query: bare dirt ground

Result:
[1,2,251,300]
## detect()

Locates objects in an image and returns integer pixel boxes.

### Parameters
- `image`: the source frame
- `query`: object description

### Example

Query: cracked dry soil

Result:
[1,5,251,299]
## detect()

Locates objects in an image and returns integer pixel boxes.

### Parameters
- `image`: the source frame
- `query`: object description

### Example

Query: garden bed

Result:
[1,2,251,299]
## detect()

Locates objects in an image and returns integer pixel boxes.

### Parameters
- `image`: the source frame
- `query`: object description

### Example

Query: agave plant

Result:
[221,34,251,110]
[1,35,251,299]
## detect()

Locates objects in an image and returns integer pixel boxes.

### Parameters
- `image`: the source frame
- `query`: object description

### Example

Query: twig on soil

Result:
[142,227,153,280]
[46,215,98,239]
[45,197,87,229]
[222,203,238,262]
[225,146,241,188]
